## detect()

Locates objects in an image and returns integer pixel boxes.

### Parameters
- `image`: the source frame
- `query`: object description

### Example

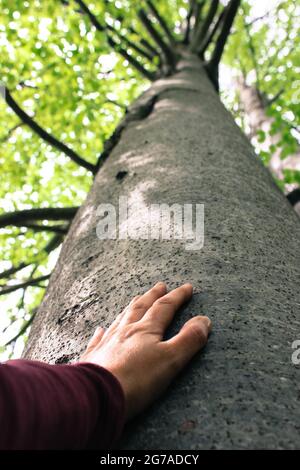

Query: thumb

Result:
[165,315,212,372]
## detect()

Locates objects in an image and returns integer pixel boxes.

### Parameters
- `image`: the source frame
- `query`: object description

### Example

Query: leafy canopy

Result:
[0,0,298,358]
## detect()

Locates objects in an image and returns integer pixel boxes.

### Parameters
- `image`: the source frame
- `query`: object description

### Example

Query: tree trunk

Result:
[24,52,300,449]
[237,79,300,187]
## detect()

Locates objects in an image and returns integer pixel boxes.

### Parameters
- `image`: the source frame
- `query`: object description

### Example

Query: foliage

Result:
[222,0,300,187]
[0,0,151,356]
[0,0,298,357]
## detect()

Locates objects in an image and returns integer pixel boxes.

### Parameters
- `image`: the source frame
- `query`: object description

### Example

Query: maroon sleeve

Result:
[0,359,125,450]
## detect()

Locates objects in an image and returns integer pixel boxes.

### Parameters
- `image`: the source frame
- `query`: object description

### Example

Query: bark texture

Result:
[237,79,300,184]
[25,53,300,449]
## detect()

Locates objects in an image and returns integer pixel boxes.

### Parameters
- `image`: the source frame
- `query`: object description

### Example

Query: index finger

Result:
[121,281,167,324]
[142,283,193,333]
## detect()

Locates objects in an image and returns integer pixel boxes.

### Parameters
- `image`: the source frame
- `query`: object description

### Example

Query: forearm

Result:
[0,359,125,450]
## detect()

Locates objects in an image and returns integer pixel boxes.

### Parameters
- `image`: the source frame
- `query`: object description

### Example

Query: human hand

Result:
[80,282,212,421]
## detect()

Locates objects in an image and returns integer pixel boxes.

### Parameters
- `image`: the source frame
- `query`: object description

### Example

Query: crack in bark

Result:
[55,353,76,364]
[95,84,203,176]
[56,297,99,325]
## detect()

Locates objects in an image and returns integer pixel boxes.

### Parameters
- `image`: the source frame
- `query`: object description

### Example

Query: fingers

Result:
[122,282,167,323]
[86,326,105,351]
[143,283,193,333]
[164,315,211,371]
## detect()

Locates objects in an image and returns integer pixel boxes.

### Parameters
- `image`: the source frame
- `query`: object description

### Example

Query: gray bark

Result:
[24,52,300,449]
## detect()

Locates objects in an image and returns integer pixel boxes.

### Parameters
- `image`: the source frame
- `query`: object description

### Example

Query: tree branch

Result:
[0,274,51,296]
[106,99,127,110]
[120,24,160,60]
[0,122,24,143]
[74,0,104,31]
[198,8,226,57]
[76,0,123,42]
[0,263,28,280]
[146,0,174,44]
[15,223,68,234]
[183,0,196,44]
[287,188,300,207]
[18,80,38,90]
[4,311,37,346]
[192,0,219,52]
[0,232,65,282]
[107,36,156,81]
[1,265,39,344]
[206,0,241,90]
[120,35,156,62]
[75,1,157,76]
[266,89,284,107]
[4,88,96,173]
[45,232,66,252]
[75,0,154,62]
[138,9,176,70]
[0,207,78,229]
[245,2,285,28]
[140,37,160,59]
[193,0,205,31]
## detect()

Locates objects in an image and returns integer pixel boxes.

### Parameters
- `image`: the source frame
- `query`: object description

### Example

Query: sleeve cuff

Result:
[72,362,126,449]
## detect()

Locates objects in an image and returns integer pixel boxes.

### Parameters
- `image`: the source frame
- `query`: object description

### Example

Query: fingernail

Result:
[155,281,166,288]
[184,283,193,297]
[184,283,193,292]
[202,316,212,332]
